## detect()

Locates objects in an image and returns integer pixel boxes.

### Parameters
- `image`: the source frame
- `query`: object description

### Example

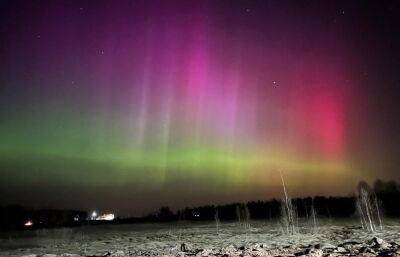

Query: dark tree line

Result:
[373,179,400,217]
[152,180,400,222]
[0,205,87,231]
[154,196,356,222]
[1,179,399,229]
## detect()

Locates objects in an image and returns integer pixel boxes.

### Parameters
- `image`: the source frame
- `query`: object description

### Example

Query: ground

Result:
[1,219,400,257]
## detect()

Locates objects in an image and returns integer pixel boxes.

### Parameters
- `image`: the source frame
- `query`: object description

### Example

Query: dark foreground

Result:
[1,219,399,257]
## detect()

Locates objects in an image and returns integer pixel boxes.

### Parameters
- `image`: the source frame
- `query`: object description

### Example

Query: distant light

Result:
[96,213,115,221]
[24,220,33,227]
[91,211,98,220]
[74,215,80,222]
[194,214,200,217]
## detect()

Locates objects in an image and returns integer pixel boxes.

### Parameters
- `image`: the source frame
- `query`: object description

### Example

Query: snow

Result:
[1,219,400,257]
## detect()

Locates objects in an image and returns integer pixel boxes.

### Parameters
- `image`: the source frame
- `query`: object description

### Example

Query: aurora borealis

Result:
[1,1,400,215]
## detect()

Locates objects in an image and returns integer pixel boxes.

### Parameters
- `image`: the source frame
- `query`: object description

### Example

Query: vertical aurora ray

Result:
[1,0,397,214]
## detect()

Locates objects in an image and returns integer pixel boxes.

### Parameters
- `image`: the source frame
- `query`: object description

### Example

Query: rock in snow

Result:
[314,243,336,250]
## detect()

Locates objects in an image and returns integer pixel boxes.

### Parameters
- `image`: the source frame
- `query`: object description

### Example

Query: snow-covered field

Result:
[1,219,400,257]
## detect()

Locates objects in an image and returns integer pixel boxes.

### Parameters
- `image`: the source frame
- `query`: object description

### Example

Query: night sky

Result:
[1,0,400,216]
